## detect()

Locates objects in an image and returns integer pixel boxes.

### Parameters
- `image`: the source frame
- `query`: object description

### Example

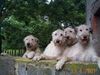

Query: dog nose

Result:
[66,36,70,39]
[27,43,30,46]
[83,36,87,39]
[56,40,60,43]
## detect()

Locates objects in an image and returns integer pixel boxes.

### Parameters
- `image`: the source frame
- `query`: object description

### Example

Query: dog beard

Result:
[80,38,90,46]
[66,38,76,46]
[54,40,63,46]
[26,44,37,51]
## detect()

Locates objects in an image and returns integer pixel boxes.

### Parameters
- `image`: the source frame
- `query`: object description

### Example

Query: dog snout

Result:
[82,35,89,40]
[83,36,87,39]
[27,43,31,47]
[66,36,70,39]
[56,40,60,43]
[65,35,70,40]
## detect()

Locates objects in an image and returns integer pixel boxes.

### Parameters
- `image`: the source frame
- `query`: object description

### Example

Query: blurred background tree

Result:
[1,0,86,50]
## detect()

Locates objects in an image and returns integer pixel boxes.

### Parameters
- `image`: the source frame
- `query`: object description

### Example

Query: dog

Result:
[22,35,41,59]
[33,29,66,60]
[56,25,100,70]
[55,27,79,70]
[75,24,99,62]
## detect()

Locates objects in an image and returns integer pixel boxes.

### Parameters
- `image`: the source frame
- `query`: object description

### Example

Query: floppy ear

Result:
[68,26,73,28]
[35,37,39,43]
[23,36,28,42]
[64,28,66,31]
[89,28,93,34]
[52,31,54,37]
[74,27,78,34]
[70,25,75,28]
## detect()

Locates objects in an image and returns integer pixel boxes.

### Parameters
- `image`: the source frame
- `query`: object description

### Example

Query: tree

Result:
[1,0,85,49]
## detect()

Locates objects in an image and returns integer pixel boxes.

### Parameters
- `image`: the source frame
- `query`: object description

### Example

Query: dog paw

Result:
[33,56,42,61]
[55,60,64,70]
[56,57,62,61]
[84,55,97,62]
[91,56,98,62]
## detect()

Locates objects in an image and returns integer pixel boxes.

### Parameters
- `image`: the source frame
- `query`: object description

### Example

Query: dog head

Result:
[64,27,77,46]
[76,24,92,45]
[23,35,38,51]
[52,29,65,46]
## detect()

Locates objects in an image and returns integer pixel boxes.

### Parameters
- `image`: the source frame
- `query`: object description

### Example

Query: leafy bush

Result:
[1,0,85,50]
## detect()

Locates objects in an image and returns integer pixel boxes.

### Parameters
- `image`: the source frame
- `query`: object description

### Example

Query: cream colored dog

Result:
[56,27,79,70]
[75,24,98,62]
[33,29,66,60]
[56,25,100,70]
[22,35,41,59]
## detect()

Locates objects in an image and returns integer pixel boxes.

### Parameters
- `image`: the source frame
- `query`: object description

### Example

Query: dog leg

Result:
[55,56,71,70]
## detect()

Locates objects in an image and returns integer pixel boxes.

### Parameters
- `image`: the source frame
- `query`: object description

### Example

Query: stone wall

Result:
[0,56,15,75]
[0,56,100,75]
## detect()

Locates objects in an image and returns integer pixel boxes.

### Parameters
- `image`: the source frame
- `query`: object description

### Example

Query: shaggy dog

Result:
[33,29,66,60]
[75,24,98,62]
[56,27,79,70]
[56,25,100,70]
[22,35,41,59]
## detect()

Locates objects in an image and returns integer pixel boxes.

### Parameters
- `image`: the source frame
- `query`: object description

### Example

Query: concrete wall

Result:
[0,56,100,75]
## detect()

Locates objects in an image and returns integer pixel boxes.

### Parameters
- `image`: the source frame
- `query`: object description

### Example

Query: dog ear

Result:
[74,27,78,34]
[89,28,93,34]
[23,35,28,42]
[35,37,39,43]
[70,25,75,28]
[52,32,54,37]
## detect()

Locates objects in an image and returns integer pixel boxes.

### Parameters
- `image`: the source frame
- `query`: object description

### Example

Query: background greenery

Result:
[1,0,86,50]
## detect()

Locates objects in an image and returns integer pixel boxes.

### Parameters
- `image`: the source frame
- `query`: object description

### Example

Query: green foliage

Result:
[1,0,85,50]
[3,49,25,56]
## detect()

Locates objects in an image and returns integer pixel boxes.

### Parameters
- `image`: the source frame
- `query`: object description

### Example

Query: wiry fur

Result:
[23,35,41,59]
[56,25,100,70]
[75,24,98,62]
[33,29,66,60]
[56,27,79,70]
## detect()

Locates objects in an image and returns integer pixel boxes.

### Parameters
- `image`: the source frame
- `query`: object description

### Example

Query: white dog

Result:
[33,29,66,60]
[22,35,41,59]
[56,27,79,70]
[56,25,100,70]
[75,24,98,62]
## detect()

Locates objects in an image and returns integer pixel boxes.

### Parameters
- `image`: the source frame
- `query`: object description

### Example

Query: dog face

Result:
[52,29,65,46]
[24,35,38,50]
[76,24,92,45]
[64,27,77,45]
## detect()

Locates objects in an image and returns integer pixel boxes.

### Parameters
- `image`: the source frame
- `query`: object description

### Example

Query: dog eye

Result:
[26,39,28,40]
[55,33,57,36]
[70,31,72,33]
[86,29,88,31]
[60,34,63,36]
[32,39,33,40]
[80,29,82,32]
